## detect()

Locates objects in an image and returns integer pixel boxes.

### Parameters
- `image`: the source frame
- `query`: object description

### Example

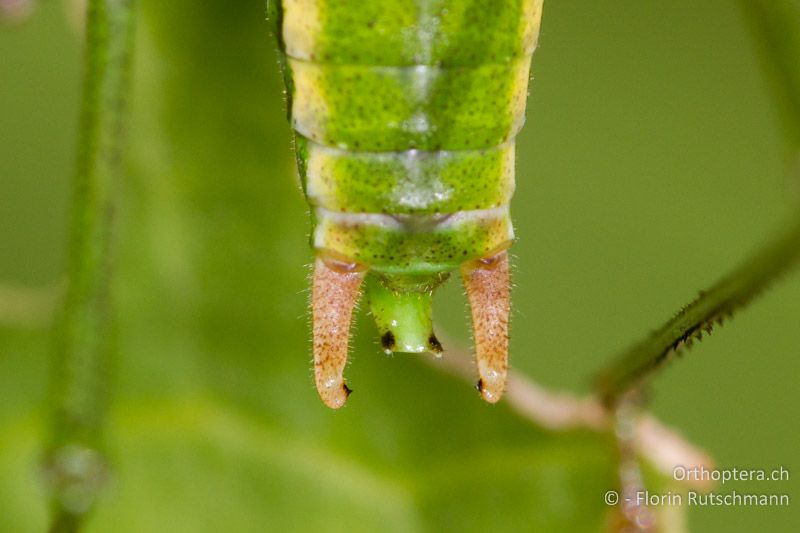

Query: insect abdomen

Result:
[274,0,544,407]
[303,138,516,273]
[282,0,542,275]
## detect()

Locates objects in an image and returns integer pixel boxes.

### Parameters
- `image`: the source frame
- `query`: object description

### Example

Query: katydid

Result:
[271,0,544,408]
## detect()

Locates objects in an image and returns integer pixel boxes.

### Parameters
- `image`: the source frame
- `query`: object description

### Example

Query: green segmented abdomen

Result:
[279,0,543,278]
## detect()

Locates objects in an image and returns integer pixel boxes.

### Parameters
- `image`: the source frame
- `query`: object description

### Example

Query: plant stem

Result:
[595,217,800,404]
[593,7,800,524]
[595,2,800,404]
[47,0,136,530]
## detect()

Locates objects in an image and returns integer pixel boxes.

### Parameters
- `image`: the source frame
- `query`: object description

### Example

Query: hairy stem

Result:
[46,0,136,530]
[595,3,800,404]
[596,218,800,403]
[611,392,655,532]
[430,339,715,488]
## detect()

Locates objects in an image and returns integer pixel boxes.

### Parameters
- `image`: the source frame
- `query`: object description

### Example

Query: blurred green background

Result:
[1,0,798,531]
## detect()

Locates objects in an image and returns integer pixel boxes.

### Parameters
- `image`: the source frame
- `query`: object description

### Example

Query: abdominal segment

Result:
[275,0,543,407]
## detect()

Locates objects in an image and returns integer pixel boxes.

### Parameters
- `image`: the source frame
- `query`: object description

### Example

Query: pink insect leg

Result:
[312,256,365,409]
[461,250,511,404]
